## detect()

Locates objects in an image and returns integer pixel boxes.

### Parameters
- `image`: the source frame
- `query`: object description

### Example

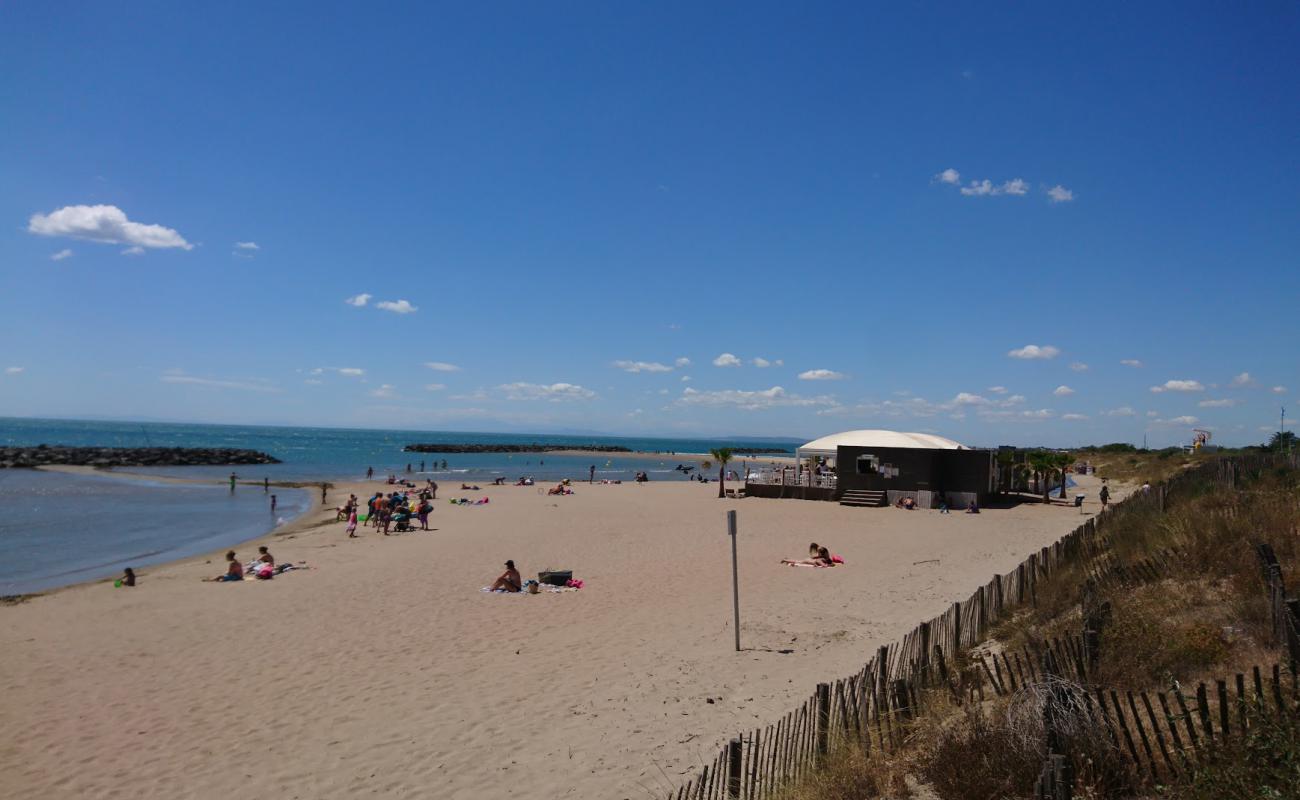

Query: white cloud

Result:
[423,362,461,372]
[680,375,691,382]
[1019,409,1054,419]
[1120,359,1144,368]
[1069,362,1089,372]
[1198,399,1237,408]
[1047,185,1075,203]
[1062,413,1089,421]
[335,367,365,377]
[987,386,1008,394]
[1273,386,1287,394]
[345,293,371,307]
[370,384,396,398]
[5,366,25,374]
[752,357,771,368]
[798,369,845,381]
[1104,407,1137,417]
[713,353,742,367]
[1229,372,1256,387]
[1150,379,1205,393]
[234,241,259,250]
[935,168,961,185]
[1003,394,1026,405]
[960,178,1029,197]
[50,249,73,261]
[121,246,145,256]
[953,392,989,406]
[1008,344,1060,360]
[29,204,192,250]
[1147,411,1159,418]
[613,360,673,373]
[1154,415,1200,426]
[676,385,834,411]
[1053,385,1076,396]
[674,357,691,367]
[425,383,446,392]
[376,299,418,314]
[500,382,596,402]
[160,374,280,393]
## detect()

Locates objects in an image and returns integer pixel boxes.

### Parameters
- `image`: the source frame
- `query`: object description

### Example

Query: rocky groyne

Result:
[0,445,281,469]
[403,443,633,454]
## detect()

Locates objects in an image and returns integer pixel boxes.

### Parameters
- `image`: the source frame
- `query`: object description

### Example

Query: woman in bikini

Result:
[490,560,522,592]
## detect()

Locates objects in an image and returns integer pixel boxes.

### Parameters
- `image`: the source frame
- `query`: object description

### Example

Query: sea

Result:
[0,417,798,595]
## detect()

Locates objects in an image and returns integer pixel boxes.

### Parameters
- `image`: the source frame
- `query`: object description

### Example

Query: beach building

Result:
[746,429,994,508]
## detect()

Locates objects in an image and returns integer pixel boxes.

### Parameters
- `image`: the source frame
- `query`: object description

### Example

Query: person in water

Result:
[490,560,522,592]
[212,551,244,581]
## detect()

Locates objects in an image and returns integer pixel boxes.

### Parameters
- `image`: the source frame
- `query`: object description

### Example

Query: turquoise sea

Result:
[0,418,798,594]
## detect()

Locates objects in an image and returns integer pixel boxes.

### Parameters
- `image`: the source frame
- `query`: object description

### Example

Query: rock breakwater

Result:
[1,446,281,469]
[403,443,633,454]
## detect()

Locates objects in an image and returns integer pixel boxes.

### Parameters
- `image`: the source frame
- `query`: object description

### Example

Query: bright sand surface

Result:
[0,474,1115,799]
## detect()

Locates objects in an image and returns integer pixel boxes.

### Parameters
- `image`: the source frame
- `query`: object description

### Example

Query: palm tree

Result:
[1053,452,1074,500]
[995,450,1016,494]
[1026,450,1056,504]
[709,447,734,498]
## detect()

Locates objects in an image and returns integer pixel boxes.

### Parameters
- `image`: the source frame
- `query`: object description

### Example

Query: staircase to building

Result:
[839,489,886,507]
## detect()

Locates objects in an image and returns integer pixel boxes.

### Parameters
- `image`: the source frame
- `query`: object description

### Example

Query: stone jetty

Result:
[0,445,281,469]
[403,443,633,454]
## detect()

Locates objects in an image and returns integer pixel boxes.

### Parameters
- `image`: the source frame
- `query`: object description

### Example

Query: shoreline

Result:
[4,466,320,600]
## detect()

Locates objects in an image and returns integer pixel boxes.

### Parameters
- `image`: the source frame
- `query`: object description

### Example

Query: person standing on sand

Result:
[590,464,595,483]
[346,508,358,537]
[1099,484,1110,509]
[321,483,328,505]
[367,466,374,480]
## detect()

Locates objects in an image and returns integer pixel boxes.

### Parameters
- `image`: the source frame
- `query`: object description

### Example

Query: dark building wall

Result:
[835,446,993,498]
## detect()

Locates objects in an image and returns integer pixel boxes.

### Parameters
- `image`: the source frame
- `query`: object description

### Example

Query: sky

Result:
[1,1,1297,447]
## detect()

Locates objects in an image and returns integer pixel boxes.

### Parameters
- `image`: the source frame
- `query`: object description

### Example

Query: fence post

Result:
[952,601,962,651]
[726,737,742,798]
[815,683,831,758]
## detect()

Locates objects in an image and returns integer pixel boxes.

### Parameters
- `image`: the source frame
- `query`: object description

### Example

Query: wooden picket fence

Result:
[655,453,1300,800]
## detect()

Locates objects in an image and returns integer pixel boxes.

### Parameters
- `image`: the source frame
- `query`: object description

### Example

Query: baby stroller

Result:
[392,512,414,532]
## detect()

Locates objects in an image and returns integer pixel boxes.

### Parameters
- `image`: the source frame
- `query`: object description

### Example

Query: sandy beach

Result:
[0,473,1115,799]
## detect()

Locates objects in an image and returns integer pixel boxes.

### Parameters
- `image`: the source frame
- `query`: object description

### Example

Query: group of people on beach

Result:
[340,489,435,536]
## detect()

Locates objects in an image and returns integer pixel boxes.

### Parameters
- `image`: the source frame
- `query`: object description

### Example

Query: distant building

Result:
[747,429,994,508]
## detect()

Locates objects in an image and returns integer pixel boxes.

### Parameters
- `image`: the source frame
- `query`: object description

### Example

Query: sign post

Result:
[728,510,740,651]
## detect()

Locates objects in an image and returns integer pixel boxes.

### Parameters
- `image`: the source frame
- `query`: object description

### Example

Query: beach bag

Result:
[538,570,572,587]
[256,564,274,580]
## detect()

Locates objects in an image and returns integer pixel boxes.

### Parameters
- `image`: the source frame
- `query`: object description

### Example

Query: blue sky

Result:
[2,1,1297,447]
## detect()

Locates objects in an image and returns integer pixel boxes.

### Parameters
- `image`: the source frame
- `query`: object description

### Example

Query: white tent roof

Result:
[797,429,967,454]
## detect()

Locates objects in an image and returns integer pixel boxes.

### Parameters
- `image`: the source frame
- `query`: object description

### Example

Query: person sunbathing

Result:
[490,560,522,592]
[782,546,834,567]
[211,551,244,581]
[548,483,567,495]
